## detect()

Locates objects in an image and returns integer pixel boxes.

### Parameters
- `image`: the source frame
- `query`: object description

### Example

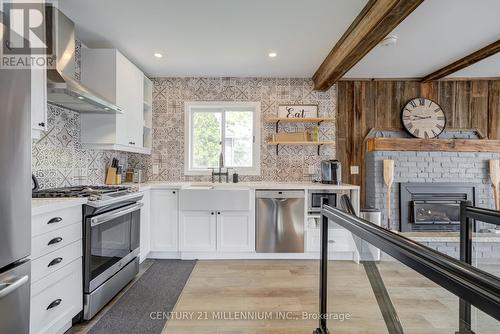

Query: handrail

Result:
[339,194,356,216]
[315,203,500,333]
[459,200,500,332]
[462,202,500,226]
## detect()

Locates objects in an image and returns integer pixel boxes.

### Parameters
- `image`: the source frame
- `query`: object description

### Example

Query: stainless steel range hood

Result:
[45,6,123,114]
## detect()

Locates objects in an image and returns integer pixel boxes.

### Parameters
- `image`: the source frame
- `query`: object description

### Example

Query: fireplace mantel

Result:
[367,138,500,152]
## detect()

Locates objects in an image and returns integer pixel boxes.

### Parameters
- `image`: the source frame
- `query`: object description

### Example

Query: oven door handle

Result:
[90,203,144,227]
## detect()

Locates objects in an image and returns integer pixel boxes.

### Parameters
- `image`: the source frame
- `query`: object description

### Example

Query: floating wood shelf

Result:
[367,138,500,152]
[265,117,334,124]
[267,140,335,155]
[267,117,334,132]
[268,141,335,145]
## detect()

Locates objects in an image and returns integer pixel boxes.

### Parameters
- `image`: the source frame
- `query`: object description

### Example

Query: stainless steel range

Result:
[33,185,143,320]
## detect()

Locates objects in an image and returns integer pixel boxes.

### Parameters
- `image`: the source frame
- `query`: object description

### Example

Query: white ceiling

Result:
[58,0,367,77]
[345,0,500,79]
[447,52,500,78]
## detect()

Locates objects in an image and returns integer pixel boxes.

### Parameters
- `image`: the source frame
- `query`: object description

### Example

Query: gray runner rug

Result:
[87,259,196,334]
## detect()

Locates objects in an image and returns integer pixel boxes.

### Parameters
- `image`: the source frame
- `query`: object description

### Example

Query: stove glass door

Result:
[86,203,141,291]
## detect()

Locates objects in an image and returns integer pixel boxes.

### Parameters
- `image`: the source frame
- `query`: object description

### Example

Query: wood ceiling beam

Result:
[421,40,500,82]
[312,0,424,91]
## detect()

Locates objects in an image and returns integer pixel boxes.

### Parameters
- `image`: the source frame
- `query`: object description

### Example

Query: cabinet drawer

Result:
[32,206,82,237]
[305,229,356,253]
[31,223,82,260]
[31,240,82,284]
[31,258,83,334]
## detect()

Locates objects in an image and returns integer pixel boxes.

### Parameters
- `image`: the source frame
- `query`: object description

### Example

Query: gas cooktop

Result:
[32,185,141,207]
[32,185,129,198]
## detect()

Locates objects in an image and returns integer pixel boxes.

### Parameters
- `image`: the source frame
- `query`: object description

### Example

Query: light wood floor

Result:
[70,259,499,334]
[163,260,499,334]
[164,260,386,333]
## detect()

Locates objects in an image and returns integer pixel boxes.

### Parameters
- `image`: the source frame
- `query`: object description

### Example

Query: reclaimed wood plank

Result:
[366,138,500,152]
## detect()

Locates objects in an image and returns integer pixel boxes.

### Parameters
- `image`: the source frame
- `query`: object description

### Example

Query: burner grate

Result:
[32,185,128,198]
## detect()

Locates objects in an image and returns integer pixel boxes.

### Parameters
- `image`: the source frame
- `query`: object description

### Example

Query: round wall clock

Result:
[401,98,446,139]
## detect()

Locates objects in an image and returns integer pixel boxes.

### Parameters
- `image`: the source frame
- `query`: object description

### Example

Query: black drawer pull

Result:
[47,237,63,246]
[47,217,62,225]
[48,257,63,267]
[46,299,62,310]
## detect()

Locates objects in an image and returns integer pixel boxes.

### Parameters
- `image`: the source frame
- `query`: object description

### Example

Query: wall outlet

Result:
[350,166,359,175]
[152,164,159,175]
[308,166,316,175]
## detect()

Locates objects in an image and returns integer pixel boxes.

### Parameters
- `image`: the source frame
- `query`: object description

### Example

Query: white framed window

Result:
[184,101,261,176]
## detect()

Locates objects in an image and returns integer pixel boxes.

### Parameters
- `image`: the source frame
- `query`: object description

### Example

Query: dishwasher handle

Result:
[255,190,304,199]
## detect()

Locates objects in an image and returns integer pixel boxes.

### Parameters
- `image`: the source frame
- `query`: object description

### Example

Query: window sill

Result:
[184,168,261,176]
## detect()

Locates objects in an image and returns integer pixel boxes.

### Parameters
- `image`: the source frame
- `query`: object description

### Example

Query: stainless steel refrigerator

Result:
[0,55,32,333]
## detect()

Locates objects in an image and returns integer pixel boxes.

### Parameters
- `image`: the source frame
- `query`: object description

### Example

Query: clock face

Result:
[401,98,446,139]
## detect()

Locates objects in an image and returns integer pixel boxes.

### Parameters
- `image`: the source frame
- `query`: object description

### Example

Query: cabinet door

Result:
[305,229,356,253]
[115,51,144,147]
[217,211,254,252]
[139,190,151,262]
[31,62,47,133]
[179,211,216,252]
[150,190,178,252]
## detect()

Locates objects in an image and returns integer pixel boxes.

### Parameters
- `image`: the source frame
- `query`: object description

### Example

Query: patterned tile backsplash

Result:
[147,77,336,182]
[32,77,336,188]
[32,105,148,189]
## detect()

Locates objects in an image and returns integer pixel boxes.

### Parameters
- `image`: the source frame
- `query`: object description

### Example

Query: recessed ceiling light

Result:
[154,52,163,58]
[77,96,84,100]
[268,52,277,58]
[104,107,109,111]
[380,35,398,47]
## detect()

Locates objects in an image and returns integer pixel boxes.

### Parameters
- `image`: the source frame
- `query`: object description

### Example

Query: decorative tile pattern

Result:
[32,77,336,187]
[32,105,149,189]
[146,77,336,182]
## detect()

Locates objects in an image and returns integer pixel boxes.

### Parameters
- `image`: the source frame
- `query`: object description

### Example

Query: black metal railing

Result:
[314,199,500,334]
[459,201,500,333]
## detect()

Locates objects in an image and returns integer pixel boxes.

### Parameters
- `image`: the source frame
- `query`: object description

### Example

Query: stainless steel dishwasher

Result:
[256,190,305,253]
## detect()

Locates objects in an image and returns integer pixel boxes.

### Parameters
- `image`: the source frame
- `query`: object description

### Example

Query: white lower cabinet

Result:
[216,211,254,252]
[31,205,83,334]
[305,228,356,253]
[150,189,179,252]
[139,190,151,262]
[30,258,82,334]
[179,210,253,252]
[179,211,217,252]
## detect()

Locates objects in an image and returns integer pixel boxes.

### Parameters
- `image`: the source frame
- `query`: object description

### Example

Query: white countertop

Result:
[127,181,360,191]
[31,182,358,215]
[32,198,88,216]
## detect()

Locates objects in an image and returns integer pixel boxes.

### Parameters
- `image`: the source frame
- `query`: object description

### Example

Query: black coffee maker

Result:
[321,160,342,185]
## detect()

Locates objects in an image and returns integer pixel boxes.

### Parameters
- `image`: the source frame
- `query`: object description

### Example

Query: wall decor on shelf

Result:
[265,106,334,155]
[278,104,318,119]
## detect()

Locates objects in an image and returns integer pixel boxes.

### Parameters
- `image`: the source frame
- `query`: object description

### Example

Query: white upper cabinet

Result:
[31,60,48,137]
[143,76,153,151]
[80,48,150,154]
[30,0,47,137]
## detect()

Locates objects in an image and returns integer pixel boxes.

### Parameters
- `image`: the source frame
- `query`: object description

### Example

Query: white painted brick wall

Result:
[366,151,500,230]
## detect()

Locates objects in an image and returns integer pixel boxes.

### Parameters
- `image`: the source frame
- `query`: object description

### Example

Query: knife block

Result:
[105,167,117,185]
